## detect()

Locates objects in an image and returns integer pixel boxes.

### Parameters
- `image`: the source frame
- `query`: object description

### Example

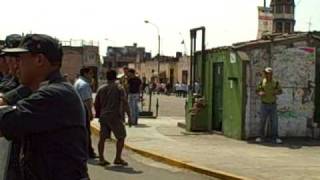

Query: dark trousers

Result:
[7,140,22,180]
[259,103,279,139]
[85,107,95,156]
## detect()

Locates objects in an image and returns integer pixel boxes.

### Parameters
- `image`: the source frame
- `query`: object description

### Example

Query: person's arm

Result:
[1,85,32,105]
[121,90,131,122]
[274,81,282,95]
[79,84,94,120]
[83,99,93,120]
[0,90,69,140]
[256,80,265,96]
[93,89,101,118]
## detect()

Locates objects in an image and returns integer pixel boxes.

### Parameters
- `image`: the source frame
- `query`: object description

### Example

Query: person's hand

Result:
[258,91,266,96]
[0,98,7,106]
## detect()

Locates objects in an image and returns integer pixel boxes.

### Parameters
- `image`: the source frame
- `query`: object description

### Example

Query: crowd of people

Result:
[0,33,284,180]
[0,34,89,180]
[0,33,145,180]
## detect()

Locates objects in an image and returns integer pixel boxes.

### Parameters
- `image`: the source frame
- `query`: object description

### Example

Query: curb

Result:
[91,124,250,180]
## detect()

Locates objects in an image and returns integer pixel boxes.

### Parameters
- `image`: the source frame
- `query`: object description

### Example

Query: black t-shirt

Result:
[0,71,89,180]
[128,77,142,94]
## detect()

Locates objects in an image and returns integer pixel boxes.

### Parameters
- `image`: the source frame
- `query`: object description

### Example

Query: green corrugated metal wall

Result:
[186,49,245,139]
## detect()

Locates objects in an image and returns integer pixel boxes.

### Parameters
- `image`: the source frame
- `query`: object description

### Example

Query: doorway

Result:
[212,63,224,131]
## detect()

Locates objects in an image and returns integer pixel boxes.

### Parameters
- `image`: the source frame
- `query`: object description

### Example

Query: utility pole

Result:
[308,18,312,32]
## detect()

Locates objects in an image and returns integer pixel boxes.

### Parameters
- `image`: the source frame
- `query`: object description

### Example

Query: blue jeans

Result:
[259,103,279,139]
[128,93,140,125]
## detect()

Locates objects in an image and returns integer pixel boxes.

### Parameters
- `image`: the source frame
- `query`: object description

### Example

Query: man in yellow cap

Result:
[256,67,283,144]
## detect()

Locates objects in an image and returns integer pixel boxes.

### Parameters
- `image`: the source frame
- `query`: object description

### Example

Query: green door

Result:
[212,63,224,131]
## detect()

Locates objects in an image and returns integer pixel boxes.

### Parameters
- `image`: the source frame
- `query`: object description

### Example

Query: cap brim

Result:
[2,47,29,53]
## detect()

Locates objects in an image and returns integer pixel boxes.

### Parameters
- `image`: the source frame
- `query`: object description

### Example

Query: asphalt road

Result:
[88,136,218,180]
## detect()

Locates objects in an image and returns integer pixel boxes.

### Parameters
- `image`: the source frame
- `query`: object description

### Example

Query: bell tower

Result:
[270,0,295,33]
[257,0,273,39]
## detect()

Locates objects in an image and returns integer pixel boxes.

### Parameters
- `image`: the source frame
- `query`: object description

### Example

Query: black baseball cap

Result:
[0,34,23,57]
[2,34,63,64]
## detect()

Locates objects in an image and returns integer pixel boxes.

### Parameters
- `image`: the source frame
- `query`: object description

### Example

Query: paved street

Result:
[141,93,186,117]
[88,136,218,180]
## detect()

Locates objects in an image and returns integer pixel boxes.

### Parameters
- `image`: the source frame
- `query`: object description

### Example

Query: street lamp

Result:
[144,20,160,75]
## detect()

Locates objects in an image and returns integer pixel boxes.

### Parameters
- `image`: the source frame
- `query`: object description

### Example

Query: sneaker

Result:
[255,137,262,143]
[275,138,283,144]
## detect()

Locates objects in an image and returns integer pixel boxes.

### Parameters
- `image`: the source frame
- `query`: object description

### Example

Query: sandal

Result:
[113,159,128,166]
[97,160,110,166]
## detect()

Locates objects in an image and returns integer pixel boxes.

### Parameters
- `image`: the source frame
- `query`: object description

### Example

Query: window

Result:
[182,70,188,84]
[276,5,283,13]
[285,23,291,33]
[285,5,292,13]
[276,22,283,33]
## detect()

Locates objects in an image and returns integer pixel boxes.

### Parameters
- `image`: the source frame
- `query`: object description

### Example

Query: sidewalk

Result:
[91,117,320,180]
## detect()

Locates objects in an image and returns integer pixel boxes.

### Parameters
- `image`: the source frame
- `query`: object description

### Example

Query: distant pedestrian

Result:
[127,69,142,125]
[74,67,98,158]
[175,81,181,97]
[181,83,188,97]
[94,69,131,166]
[194,80,200,95]
[255,67,283,144]
[120,66,129,94]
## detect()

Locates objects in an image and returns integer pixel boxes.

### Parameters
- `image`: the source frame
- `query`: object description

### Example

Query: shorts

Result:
[99,114,126,140]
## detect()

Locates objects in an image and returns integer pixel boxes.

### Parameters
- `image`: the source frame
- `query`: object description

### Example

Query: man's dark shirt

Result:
[0,71,89,180]
[128,76,142,94]
[0,75,19,93]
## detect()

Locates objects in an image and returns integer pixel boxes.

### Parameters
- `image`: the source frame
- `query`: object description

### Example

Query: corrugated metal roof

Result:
[232,32,320,49]
[194,31,320,54]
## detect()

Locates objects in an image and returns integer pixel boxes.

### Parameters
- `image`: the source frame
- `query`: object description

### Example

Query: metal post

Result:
[148,87,152,112]
[156,98,159,117]
[158,34,160,75]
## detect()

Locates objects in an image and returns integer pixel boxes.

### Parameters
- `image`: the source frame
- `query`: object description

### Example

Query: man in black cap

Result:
[0,34,21,94]
[0,34,23,180]
[0,34,89,180]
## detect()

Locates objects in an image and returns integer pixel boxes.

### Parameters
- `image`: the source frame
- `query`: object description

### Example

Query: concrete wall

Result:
[61,46,100,84]
[175,56,190,84]
[61,48,83,83]
[132,56,190,84]
[244,42,316,138]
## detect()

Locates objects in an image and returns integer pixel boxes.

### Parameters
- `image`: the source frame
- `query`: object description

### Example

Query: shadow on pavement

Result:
[104,166,143,174]
[247,137,320,149]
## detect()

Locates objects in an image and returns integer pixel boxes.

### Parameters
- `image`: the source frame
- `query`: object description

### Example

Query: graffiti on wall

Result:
[245,45,316,137]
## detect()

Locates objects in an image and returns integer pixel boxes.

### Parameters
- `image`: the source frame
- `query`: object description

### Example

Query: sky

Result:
[0,0,319,57]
